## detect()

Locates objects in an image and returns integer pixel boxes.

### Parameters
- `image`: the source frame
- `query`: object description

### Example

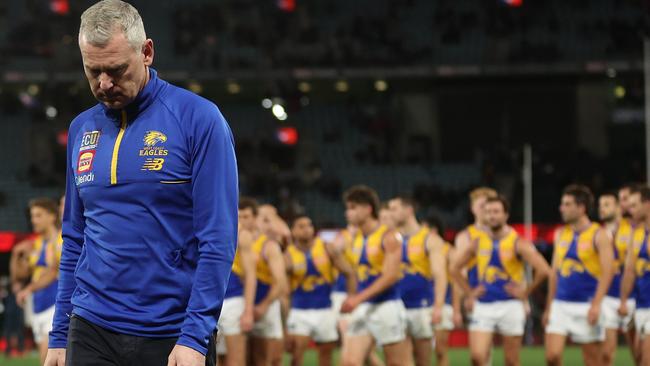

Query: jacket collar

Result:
[102,67,161,123]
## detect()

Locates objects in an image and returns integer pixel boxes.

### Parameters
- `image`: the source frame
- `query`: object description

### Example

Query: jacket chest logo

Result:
[140,131,168,171]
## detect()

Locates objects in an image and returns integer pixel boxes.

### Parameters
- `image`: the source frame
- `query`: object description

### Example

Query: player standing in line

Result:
[619,185,650,366]
[598,192,638,365]
[339,185,412,366]
[451,196,550,366]
[285,215,356,366]
[216,197,258,366]
[249,205,289,366]
[544,184,614,366]
[388,195,448,366]
[11,198,62,364]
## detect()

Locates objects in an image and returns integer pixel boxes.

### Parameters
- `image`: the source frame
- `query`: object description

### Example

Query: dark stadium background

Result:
[0,0,648,364]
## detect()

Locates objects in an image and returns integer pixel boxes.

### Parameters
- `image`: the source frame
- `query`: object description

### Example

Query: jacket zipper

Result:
[110,110,128,185]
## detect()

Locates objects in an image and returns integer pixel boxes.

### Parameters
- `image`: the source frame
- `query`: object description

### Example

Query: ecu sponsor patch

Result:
[80,131,100,151]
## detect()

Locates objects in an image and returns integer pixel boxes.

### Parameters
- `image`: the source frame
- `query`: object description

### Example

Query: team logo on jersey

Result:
[557,240,570,248]
[140,131,168,157]
[77,150,95,173]
[578,240,592,251]
[80,131,100,151]
[142,158,165,171]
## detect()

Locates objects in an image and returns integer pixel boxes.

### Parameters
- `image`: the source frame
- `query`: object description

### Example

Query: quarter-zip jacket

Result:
[49,69,238,355]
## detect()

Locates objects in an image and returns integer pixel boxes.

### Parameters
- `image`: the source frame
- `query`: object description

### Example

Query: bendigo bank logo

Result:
[140,131,168,157]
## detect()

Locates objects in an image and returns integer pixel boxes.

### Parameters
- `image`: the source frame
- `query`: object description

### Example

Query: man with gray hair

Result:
[45,1,238,365]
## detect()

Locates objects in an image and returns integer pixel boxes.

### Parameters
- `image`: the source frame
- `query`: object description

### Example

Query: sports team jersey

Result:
[399,227,434,308]
[224,246,244,299]
[351,225,400,304]
[476,229,524,303]
[333,229,355,293]
[466,225,489,288]
[607,218,633,298]
[287,238,335,309]
[253,234,273,304]
[554,223,602,302]
[632,227,650,308]
[29,234,63,313]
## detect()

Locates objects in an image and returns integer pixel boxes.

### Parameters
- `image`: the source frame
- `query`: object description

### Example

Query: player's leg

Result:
[366,343,386,366]
[224,335,247,366]
[603,329,618,366]
[544,333,567,366]
[581,342,605,366]
[316,342,337,366]
[289,335,310,366]
[469,331,493,366]
[382,339,412,366]
[434,330,450,366]
[249,336,267,366]
[641,335,650,366]
[626,327,642,365]
[341,335,374,366]
[412,337,432,366]
[501,335,522,366]
[405,307,433,366]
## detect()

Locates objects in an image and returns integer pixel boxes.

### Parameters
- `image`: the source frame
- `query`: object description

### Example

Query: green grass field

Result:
[0,346,636,365]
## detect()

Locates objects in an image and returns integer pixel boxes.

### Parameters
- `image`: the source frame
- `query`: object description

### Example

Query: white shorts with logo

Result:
[331,292,346,317]
[602,296,636,331]
[251,300,283,339]
[546,300,605,343]
[287,307,338,343]
[346,299,407,346]
[31,305,55,344]
[635,308,650,338]
[469,300,526,336]
[405,304,454,339]
[216,297,245,355]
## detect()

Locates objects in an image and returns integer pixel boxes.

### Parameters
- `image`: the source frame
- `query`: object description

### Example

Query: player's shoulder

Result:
[69,104,104,132]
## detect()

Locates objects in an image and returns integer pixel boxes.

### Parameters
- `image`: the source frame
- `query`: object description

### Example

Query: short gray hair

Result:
[79,0,146,51]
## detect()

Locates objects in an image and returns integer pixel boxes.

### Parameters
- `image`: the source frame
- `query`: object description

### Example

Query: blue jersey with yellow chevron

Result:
[29,234,63,313]
[631,227,650,308]
[352,225,400,303]
[224,246,244,299]
[399,227,435,308]
[466,225,488,288]
[554,223,602,302]
[608,218,633,298]
[253,234,274,304]
[288,238,335,309]
[476,229,524,303]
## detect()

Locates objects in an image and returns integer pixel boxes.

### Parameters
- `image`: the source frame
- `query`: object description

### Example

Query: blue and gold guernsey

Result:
[476,229,524,302]
[554,223,602,302]
[224,247,244,299]
[252,234,274,304]
[29,234,63,313]
[632,226,650,309]
[399,227,434,308]
[351,225,400,303]
[287,238,336,309]
[466,225,489,288]
[607,218,634,298]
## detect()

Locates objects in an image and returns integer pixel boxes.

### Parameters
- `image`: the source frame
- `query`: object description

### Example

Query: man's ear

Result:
[142,39,154,66]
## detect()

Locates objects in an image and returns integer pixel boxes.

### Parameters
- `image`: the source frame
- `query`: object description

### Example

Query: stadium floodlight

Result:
[272,104,286,119]
[262,98,273,109]
[298,81,311,93]
[335,80,349,92]
[45,106,58,119]
[226,80,241,94]
[277,113,288,121]
[374,79,388,92]
[614,85,626,99]
[27,84,40,96]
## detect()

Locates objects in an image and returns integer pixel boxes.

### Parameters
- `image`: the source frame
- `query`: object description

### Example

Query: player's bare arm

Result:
[588,228,615,325]
[254,240,288,320]
[505,238,551,300]
[327,242,357,295]
[618,231,638,316]
[427,233,448,324]
[238,229,257,332]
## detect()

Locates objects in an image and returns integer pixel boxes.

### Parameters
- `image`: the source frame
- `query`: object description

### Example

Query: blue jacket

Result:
[49,68,238,355]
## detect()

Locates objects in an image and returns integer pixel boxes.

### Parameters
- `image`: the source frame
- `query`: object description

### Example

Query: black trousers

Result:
[66,315,217,366]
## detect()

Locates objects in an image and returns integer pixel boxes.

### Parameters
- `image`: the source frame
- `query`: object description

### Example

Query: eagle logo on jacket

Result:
[143,131,167,147]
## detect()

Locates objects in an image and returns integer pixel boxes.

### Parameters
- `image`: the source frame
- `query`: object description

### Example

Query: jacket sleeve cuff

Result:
[176,334,207,356]
[48,337,68,349]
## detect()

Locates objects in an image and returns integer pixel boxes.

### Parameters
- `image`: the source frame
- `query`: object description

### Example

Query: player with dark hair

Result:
[340,185,412,366]
[452,195,550,366]
[544,184,614,366]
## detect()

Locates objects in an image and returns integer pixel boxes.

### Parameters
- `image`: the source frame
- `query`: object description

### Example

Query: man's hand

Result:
[431,306,443,325]
[167,345,205,366]
[504,282,527,300]
[340,295,361,314]
[463,285,485,313]
[44,348,66,366]
[253,303,269,321]
[16,287,31,308]
[618,301,629,317]
[452,310,463,329]
[587,302,601,326]
[240,308,254,332]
